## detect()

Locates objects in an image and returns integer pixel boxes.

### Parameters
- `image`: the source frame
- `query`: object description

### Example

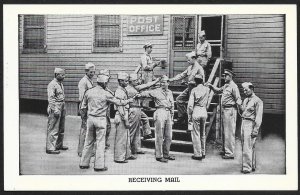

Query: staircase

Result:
[141,58,225,153]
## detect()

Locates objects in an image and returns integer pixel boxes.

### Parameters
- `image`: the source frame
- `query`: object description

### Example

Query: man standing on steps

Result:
[239,82,263,174]
[114,72,137,163]
[46,67,68,154]
[188,74,210,161]
[99,69,113,150]
[196,30,212,70]
[79,74,134,172]
[77,62,95,157]
[139,75,175,163]
[206,69,242,160]
[126,73,160,157]
[169,51,205,126]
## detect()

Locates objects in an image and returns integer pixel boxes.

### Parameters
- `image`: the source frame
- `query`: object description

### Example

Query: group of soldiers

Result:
[45,31,263,174]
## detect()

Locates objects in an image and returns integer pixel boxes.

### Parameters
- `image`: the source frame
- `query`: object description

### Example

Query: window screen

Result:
[23,15,46,51]
[94,15,121,50]
[173,16,196,50]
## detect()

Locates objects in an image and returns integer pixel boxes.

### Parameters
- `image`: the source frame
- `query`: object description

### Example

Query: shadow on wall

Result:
[261,114,285,140]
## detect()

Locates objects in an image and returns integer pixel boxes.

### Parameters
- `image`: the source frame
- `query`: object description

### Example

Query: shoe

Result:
[94,167,108,172]
[79,165,89,169]
[219,151,225,156]
[191,155,202,160]
[222,155,234,159]
[127,155,137,160]
[202,155,206,159]
[136,150,145,154]
[114,160,128,163]
[57,146,69,150]
[46,150,60,154]
[143,134,153,140]
[164,155,175,160]
[252,168,256,172]
[241,170,251,174]
[156,158,168,163]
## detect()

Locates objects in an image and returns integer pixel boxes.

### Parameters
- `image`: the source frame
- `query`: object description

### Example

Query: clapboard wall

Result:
[225,14,285,114]
[19,15,170,114]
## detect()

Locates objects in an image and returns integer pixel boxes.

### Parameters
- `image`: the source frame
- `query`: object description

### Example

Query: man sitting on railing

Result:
[168,51,205,127]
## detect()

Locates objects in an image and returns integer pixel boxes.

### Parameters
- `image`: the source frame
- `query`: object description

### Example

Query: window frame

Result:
[21,14,47,54]
[92,15,123,53]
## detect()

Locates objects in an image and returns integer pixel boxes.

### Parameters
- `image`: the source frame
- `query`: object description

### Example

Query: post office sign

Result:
[127,15,163,35]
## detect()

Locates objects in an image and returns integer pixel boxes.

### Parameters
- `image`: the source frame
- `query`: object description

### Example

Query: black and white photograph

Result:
[3,4,298,191]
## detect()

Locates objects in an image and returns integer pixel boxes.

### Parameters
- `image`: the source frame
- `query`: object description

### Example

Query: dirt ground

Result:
[19,113,285,175]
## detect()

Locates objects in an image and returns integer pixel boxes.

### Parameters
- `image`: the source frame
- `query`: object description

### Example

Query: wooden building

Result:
[19,14,285,116]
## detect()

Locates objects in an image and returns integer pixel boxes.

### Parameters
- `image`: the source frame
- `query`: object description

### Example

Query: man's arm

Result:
[232,85,242,106]
[206,83,223,94]
[169,69,188,82]
[187,89,195,122]
[136,77,160,91]
[141,55,158,71]
[207,43,212,59]
[252,99,264,137]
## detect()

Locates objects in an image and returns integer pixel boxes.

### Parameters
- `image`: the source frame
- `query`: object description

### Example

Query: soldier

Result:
[196,30,212,69]
[169,51,205,125]
[240,82,263,174]
[46,67,68,154]
[77,62,95,157]
[79,74,134,171]
[99,69,113,149]
[139,75,175,163]
[126,73,160,156]
[114,72,137,163]
[188,74,210,160]
[206,69,242,159]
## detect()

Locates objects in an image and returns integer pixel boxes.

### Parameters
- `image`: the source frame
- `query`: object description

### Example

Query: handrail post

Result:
[218,59,223,142]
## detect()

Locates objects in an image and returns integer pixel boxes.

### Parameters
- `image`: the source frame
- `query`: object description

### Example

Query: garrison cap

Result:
[199,30,206,37]
[129,73,139,81]
[117,72,129,80]
[54,67,65,74]
[85,62,95,70]
[242,82,254,89]
[224,69,235,77]
[194,74,203,80]
[143,42,153,48]
[185,51,197,58]
[160,75,169,82]
[97,74,109,83]
[99,69,110,77]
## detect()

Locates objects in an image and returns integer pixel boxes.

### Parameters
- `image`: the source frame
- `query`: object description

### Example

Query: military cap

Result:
[224,69,235,77]
[194,74,203,80]
[54,67,65,74]
[85,62,95,70]
[117,72,129,80]
[143,42,153,48]
[199,30,206,37]
[99,69,110,77]
[129,73,138,81]
[97,74,109,83]
[185,51,197,58]
[160,75,169,82]
[241,82,254,89]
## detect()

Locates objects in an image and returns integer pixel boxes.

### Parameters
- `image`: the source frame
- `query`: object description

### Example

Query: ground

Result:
[20,113,285,175]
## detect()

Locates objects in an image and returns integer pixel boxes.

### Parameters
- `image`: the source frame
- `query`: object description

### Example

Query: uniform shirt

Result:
[241,93,264,133]
[170,61,205,84]
[78,75,94,102]
[187,84,210,115]
[220,80,242,107]
[47,78,65,111]
[135,52,157,83]
[114,86,130,120]
[140,88,174,117]
[196,40,212,59]
[81,86,128,117]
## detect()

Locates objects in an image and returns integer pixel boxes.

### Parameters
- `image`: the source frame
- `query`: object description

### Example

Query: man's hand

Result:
[54,110,60,118]
[251,131,258,138]
[181,80,188,86]
[204,82,212,87]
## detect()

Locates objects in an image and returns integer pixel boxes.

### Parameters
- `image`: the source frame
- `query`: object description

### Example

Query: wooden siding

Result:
[19,15,170,104]
[225,14,285,114]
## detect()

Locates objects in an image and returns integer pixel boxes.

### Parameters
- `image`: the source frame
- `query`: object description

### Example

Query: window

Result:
[22,15,46,53]
[93,15,122,52]
[173,16,196,50]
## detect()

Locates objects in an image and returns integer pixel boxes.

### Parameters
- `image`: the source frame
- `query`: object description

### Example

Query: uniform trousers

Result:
[114,113,131,161]
[140,111,151,136]
[241,119,257,172]
[176,84,196,120]
[46,102,66,151]
[153,108,173,159]
[222,107,237,157]
[128,107,142,154]
[78,113,96,157]
[191,106,207,157]
[80,116,107,169]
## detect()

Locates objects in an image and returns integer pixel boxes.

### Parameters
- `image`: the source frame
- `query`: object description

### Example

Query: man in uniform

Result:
[240,82,263,174]
[79,74,134,171]
[46,67,68,154]
[114,72,137,163]
[77,62,95,157]
[206,69,242,159]
[126,73,160,156]
[99,69,113,149]
[196,30,212,69]
[139,75,175,163]
[169,51,205,125]
[187,74,210,160]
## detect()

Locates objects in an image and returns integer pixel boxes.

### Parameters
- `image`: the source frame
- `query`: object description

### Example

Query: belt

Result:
[222,105,236,108]
[130,105,141,108]
[194,105,205,107]
[242,117,254,122]
[156,107,171,111]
